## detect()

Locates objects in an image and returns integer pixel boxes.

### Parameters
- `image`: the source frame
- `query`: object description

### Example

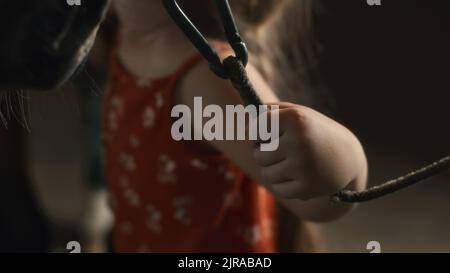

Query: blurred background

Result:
[316,0,450,252]
[0,0,449,252]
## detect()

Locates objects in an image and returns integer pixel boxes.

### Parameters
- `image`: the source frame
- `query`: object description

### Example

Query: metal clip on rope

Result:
[162,0,450,203]
[162,0,247,79]
[162,0,263,107]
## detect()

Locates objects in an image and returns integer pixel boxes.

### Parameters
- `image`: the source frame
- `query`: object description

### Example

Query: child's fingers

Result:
[271,180,311,200]
[260,160,293,185]
[249,109,283,148]
[277,108,306,135]
[253,146,286,167]
[251,105,305,150]
[253,108,291,136]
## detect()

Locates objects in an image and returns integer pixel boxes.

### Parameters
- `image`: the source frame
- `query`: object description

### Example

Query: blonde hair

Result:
[238,0,321,106]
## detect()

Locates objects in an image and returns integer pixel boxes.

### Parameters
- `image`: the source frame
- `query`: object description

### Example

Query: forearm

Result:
[279,122,368,222]
[253,108,368,222]
[279,169,367,223]
[178,58,368,222]
[247,141,366,223]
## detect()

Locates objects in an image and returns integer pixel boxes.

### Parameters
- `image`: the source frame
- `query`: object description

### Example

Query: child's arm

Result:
[176,58,368,222]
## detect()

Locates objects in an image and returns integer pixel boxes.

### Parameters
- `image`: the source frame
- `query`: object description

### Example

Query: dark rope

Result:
[223,56,264,107]
[332,156,450,203]
[222,56,450,204]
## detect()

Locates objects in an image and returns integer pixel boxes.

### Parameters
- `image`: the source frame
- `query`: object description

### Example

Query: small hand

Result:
[254,102,366,201]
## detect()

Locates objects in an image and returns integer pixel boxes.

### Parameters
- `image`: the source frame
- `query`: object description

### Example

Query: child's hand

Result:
[178,59,366,221]
[254,102,367,201]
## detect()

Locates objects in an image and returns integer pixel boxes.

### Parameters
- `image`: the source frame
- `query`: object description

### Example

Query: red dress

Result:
[102,52,278,253]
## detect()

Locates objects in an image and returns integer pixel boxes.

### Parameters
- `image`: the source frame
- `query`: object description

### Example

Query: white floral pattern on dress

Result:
[145,204,163,234]
[190,158,208,171]
[124,188,141,207]
[119,153,136,172]
[155,92,164,109]
[222,192,242,209]
[142,106,156,129]
[129,135,140,149]
[241,225,262,246]
[173,196,193,226]
[110,96,124,117]
[104,51,277,251]
[108,111,118,131]
[157,154,177,184]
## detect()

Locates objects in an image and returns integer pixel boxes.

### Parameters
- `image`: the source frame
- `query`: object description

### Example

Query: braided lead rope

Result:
[223,56,450,203]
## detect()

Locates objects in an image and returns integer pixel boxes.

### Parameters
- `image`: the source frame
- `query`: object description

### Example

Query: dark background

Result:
[0,0,448,252]
[313,0,450,252]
